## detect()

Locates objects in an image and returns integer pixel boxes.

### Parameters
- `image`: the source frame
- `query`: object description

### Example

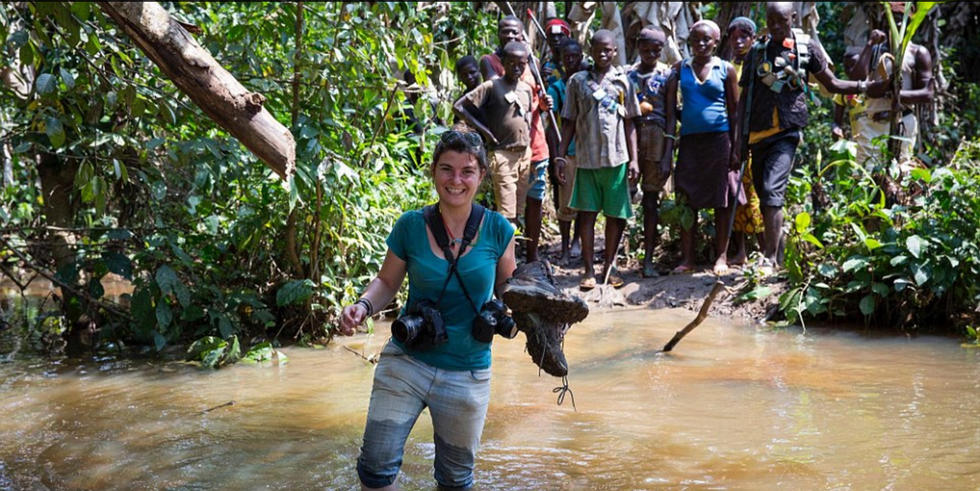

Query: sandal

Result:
[712,264,730,276]
[578,276,597,291]
[607,275,625,289]
[671,264,695,275]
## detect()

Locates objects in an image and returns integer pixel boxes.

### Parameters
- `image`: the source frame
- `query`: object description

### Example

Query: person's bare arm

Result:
[852,30,886,81]
[725,63,740,170]
[625,117,639,181]
[899,44,934,104]
[480,56,499,82]
[494,236,517,298]
[554,119,575,185]
[339,250,407,335]
[660,63,681,177]
[453,94,499,146]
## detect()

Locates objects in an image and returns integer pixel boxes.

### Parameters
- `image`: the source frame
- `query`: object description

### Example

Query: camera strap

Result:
[423,203,485,314]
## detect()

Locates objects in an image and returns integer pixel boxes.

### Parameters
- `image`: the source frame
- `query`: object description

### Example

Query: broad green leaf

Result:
[795,211,811,233]
[87,277,104,299]
[859,294,875,316]
[226,336,242,362]
[890,255,908,267]
[59,67,75,90]
[842,256,869,273]
[202,343,227,368]
[45,117,65,148]
[914,266,929,286]
[803,233,824,249]
[909,167,931,182]
[864,238,883,251]
[155,265,180,296]
[156,300,173,329]
[276,279,315,306]
[36,73,56,95]
[218,315,235,339]
[817,263,837,278]
[906,235,923,258]
[244,341,275,362]
[154,331,167,351]
[850,222,867,243]
[872,282,890,298]
[101,252,133,280]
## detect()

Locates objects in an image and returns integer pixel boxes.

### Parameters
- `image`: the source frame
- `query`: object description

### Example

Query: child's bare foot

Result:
[558,250,571,266]
[730,251,747,266]
[569,240,581,259]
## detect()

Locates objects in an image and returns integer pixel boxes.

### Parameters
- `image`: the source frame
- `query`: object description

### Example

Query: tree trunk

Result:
[98,2,295,179]
[36,152,89,351]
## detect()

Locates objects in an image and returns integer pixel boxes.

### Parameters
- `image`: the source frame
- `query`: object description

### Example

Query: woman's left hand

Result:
[339,303,367,336]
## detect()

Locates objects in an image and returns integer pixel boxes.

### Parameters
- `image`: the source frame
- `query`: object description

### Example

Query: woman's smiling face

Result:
[432,150,484,208]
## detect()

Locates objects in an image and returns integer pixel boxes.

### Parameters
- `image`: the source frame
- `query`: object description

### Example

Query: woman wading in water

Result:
[339,130,518,489]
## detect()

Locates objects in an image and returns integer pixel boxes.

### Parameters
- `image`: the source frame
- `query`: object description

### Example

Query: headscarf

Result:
[728,16,757,35]
[545,18,571,37]
[691,19,721,41]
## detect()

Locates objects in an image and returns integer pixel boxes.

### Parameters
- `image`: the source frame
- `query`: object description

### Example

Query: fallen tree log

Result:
[99,2,295,179]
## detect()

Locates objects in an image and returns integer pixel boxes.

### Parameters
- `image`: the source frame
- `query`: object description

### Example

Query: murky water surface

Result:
[2,309,979,489]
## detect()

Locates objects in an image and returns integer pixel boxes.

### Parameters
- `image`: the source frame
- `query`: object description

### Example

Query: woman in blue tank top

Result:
[339,131,517,489]
[663,19,742,275]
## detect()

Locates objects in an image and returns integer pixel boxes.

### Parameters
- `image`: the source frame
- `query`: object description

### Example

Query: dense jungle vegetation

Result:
[1,2,979,363]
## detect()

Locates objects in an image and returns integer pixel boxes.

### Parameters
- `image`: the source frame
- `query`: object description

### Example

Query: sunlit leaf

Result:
[906,235,923,258]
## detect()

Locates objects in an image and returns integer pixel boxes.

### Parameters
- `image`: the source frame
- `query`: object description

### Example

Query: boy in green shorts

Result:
[556,30,641,290]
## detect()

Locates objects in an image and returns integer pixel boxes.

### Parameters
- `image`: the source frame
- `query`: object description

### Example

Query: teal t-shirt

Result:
[387,208,515,370]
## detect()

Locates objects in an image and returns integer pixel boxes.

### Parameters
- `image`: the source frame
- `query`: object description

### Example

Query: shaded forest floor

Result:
[534,232,790,324]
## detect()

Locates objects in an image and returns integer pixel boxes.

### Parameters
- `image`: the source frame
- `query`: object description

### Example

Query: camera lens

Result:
[495,315,519,339]
[392,315,422,344]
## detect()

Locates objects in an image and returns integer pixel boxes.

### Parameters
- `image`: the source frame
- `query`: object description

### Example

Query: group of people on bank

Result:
[339,2,933,489]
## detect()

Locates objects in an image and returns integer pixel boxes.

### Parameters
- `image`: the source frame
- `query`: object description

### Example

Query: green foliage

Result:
[780,138,980,331]
[1,2,498,358]
[187,335,241,369]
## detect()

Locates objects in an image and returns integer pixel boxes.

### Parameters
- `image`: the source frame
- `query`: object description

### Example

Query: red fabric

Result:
[545,19,571,36]
[520,64,549,161]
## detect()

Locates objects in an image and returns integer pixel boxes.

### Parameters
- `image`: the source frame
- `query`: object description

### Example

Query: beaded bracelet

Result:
[355,297,374,316]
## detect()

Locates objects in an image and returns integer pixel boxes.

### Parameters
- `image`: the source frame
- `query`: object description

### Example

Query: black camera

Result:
[471,299,518,343]
[392,299,448,350]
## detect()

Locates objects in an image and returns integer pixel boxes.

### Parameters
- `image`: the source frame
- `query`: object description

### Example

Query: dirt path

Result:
[537,241,789,324]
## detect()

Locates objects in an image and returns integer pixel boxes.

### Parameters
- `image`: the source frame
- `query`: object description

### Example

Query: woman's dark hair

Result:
[430,130,488,174]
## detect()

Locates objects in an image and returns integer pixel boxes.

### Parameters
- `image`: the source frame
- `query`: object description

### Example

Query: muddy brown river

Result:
[1,308,979,489]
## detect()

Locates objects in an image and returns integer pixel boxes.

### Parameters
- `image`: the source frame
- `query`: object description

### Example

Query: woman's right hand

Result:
[339,303,367,336]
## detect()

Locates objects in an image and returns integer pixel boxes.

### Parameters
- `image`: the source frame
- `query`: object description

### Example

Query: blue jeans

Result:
[357,341,492,489]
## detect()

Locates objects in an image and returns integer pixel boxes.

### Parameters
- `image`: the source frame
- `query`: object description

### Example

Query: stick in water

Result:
[662,281,726,352]
[201,401,235,413]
